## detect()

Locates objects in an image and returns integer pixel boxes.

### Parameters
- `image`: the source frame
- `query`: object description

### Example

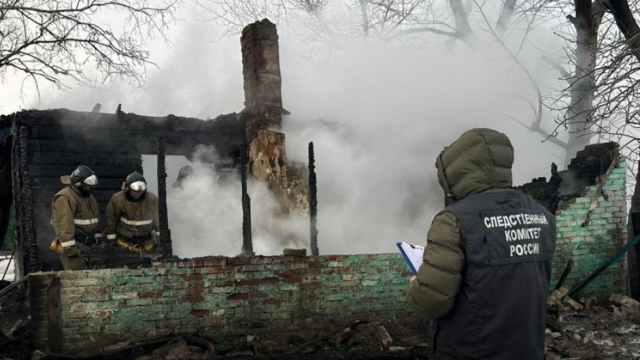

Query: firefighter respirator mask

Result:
[83,175,98,186]
[76,175,98,194]
[129,181,146,199]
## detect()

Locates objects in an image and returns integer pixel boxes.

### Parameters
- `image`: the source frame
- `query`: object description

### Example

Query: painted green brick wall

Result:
[28,254,413,353]
[551,160,627,297]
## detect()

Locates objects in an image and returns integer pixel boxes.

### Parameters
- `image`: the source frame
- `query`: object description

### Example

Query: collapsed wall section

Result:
[28,254,411,353]
[550,160,627,297]
[519,143,627,298]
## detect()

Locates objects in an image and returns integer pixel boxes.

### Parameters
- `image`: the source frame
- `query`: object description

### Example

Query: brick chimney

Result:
[241,18,283,140]
[239,19,308,214]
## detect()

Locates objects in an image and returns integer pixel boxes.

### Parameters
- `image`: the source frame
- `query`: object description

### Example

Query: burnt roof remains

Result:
[519,142,620,213]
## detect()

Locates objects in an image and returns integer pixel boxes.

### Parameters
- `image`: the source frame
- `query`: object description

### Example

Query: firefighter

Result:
[50,165,101,270]
[408,129,556,360]
[105,172,159,254]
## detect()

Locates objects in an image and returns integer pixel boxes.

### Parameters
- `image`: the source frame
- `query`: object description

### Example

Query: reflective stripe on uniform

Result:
[106,234,117,240]
[120,217,153,226]
[61,240,76,248]
[74,218,98,225]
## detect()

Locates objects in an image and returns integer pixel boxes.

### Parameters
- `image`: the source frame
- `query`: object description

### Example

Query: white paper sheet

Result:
[396,241,424,274]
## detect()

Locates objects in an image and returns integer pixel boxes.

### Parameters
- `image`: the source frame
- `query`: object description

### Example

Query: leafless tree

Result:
[0,0,175,90]
[533,0,640,164]
[544,0,606,163]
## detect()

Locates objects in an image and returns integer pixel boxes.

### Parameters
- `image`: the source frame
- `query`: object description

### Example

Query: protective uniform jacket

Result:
[408,128,556,360]
[105,191,159,241]
[51,186,100,246]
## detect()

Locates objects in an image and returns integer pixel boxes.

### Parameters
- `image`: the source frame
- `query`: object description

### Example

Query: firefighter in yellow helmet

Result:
[105,172,159,254]
[50,165,101,270]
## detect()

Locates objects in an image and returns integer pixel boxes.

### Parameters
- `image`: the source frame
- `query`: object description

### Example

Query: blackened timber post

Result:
[241,137,254,256]
[309,141,319,256]
[629,157,640,299]
[14,125,38,275]
[11,124,24,278]
[157,137,172,257]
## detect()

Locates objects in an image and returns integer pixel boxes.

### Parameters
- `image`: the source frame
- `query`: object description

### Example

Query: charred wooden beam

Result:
[47,276,63,353]
[241,137,254,256]
[4,109,245,160]
[629,157,640,299]
[157,138,172,257]
[554,259,574,291]
[308,142,319,256]
[10,125,22,277]
[13,126,39,276]
[0,127,11,250]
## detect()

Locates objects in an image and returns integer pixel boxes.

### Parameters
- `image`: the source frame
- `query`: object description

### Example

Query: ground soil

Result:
[3,300,640,359]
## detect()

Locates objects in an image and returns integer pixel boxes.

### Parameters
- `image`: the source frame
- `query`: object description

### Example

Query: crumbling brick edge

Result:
[551,159,627,297]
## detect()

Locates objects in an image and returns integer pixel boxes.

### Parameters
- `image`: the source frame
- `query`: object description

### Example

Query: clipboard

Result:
[396,241,424,275]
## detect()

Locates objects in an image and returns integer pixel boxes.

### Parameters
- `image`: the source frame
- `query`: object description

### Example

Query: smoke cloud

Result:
[3,3,568,256]
[143,147,307,257]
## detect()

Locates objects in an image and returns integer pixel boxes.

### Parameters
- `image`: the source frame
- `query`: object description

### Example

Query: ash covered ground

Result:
[3,295,640,359]
[545,294,640,359]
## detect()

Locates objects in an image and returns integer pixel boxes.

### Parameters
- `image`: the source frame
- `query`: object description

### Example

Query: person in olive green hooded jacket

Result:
[408,128,555,360]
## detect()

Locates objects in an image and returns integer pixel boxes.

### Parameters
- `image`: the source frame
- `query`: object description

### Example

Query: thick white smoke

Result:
[143,147,307,258]
[277,29,567,254]
[3,2,568,256]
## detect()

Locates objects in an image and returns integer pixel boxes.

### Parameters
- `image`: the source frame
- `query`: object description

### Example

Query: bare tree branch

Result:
[602,0,640,63]
[473,0,556,147]
[0,0,175,90]
[386,25,460,40]
[541,54,572,79]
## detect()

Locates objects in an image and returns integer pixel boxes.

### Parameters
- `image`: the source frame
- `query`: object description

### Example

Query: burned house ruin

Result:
[11,146,629,355]
[0,18,635,358]
[0,19,307,278]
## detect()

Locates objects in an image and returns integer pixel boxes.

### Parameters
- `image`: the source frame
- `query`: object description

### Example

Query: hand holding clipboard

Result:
[396,241,424,275]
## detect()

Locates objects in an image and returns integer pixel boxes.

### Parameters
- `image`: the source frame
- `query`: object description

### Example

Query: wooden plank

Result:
[29,275,52,348]
[32,177,126,189]
[27,139,138,153]
[29,151,141,166]
[15,109,244,158]
[28,140,136,154]
[47,276,63,353]
[29,164,133,178]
